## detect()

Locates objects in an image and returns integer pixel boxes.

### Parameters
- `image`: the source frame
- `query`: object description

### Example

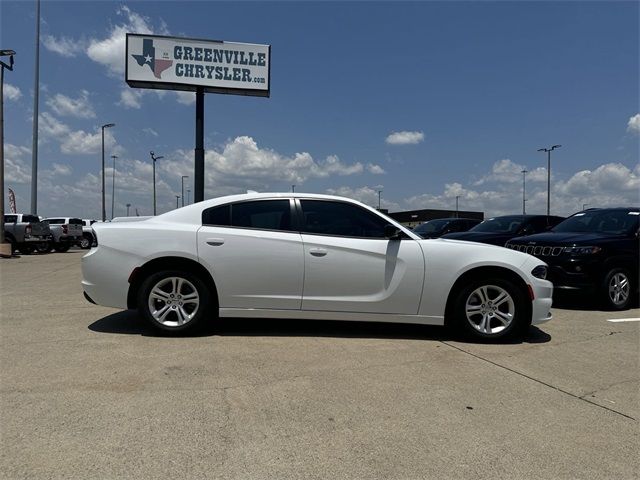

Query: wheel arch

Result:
[444,265,532,326]
[127,256,219,310]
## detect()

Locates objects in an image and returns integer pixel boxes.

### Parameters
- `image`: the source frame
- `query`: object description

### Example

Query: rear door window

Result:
[202,200,292,231]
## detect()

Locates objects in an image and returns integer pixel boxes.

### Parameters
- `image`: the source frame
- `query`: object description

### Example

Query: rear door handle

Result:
[206,238,225,246]
[309,248,328,257]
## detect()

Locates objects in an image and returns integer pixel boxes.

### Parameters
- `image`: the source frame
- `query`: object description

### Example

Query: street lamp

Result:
[291,185,296,193]
[582,203,589,211]
[175,195,180,209]
[101,123,115,221]
[537,145,561,216]
[126,203,131,216]
[187,189,191,205]
[181,175,188,207]
[150,151,163,215]
[521,169,528,215]
[111,154,118,219]
[0,49,16,257]
[455,195,460,217]
[377,189,383,210]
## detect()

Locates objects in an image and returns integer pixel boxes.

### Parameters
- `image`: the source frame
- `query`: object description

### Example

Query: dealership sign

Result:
[126,34,270,97]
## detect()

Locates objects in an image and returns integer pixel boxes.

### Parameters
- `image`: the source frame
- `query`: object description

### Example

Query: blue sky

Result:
[2,1,639,218]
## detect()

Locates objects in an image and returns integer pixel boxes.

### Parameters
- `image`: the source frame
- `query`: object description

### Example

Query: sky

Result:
[2,0,639,219]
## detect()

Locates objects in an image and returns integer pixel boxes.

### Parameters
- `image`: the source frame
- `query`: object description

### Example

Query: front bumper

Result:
[530,279,553,325]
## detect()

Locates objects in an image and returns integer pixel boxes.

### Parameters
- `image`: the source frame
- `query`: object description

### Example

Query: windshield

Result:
[414,219,449,235]
[553,210,639,234]
[471,216,526,233]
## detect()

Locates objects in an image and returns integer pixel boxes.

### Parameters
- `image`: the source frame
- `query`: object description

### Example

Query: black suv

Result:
[412,218,481,239]
[506,208,639,310]
[442,214,565,246]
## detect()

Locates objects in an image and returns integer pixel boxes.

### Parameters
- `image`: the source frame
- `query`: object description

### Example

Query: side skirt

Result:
[218,308,445,326]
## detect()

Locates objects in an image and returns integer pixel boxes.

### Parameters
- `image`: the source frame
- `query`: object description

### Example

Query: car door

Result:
[197,198,304,310]
[298,199,424,314]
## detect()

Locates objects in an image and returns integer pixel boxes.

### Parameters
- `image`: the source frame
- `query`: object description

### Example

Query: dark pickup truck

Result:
[506,208,639,310]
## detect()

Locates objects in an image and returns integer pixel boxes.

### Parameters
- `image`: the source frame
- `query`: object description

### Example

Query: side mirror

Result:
[384,224,402,240]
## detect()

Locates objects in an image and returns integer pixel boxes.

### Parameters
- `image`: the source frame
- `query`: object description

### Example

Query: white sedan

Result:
[81,193,553,340]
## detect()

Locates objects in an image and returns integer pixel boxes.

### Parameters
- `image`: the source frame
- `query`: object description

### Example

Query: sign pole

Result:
[194,87,205,203]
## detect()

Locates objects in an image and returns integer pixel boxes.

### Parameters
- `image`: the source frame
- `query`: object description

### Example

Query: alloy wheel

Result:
[147,276,200,327]
[465,285,515,335]
[608,272,630,307]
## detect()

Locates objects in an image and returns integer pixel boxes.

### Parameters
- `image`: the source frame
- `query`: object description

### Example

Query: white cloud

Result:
[61,129,116,155]
[473,158,546,186]
[366,163,386,175]
[5,83,22,101]
[4,144,31,184]
[87,6,167,76]
[118,89,143,109]
[39,112,71,137]
[627,113,640,134]
[143,127,159,137]
[175,91,196,105]
[43,35,85,57]
[45,90,95,118]
[325,185,401,211]
[51,163,72,176]
[385,131,424,145]
[405,162,640,217]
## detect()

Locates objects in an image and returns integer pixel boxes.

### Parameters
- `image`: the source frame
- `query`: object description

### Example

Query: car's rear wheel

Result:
[35,241,52,253]
[53,243,70,253]
[602,268,633,310]
[453,277,528,341]
[137,270,210,333]
[19,244,35,255]
[79,234,92,249]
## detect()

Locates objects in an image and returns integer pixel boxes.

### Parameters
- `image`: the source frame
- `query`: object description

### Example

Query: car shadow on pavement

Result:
[552,292,639,311]
[88,310,551,344]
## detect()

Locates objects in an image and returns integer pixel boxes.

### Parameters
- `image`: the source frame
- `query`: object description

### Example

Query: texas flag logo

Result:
[131,39,173,79]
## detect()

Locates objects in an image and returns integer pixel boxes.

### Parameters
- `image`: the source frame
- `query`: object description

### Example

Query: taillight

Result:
[25,225,32,235]
[62,225,68,234]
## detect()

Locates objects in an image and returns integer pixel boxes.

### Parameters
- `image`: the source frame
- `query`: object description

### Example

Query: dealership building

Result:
[385,208,484,228]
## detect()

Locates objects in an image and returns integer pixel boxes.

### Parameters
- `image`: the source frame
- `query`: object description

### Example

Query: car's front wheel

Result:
[453,277,529,341]
[602,268,633,310]
[137,270,210,333]
[53,242,70,253]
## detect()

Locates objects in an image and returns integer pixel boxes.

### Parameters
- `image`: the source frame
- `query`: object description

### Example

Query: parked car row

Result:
[3,214,98,254]
[413,208,639,310]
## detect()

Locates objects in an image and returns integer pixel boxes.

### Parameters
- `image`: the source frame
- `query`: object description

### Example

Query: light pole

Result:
[187,189,190,205]
[181,175,188,207]
[521,169,527,215]
[111,154,117,219]
[150,151,163,215]
[291,185,296,193]
[175,195,180,209]
[0,49,16,257]
[377,189,382,210]
[126,203,131,216]
[538,145,561,216]
[582,203,589,211]
[30,0,40,215]
[100,123,115,221]
[455,195,460,217]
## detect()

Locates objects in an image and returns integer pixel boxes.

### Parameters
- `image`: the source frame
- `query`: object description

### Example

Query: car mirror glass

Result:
[384,224,402,240]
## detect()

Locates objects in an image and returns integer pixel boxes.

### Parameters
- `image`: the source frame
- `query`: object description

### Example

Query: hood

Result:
[441,231,513,246]
[508,232,625,245]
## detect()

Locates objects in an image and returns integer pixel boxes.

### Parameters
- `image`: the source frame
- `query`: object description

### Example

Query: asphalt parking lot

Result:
[1,250,638,479]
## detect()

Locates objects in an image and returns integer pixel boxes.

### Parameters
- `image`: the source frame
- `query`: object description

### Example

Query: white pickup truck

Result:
[42,217,84,252]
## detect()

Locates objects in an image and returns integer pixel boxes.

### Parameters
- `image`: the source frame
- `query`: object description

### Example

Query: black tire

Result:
[137,270,211,334]
[19,244,35,255]
[53,243,71,253]
[452,276,529,341]
[601,268,634,311]
[79,234,92,249]
[35,241,52,253]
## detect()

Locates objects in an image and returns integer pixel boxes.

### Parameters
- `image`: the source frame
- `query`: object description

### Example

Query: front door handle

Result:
[206,238,225,246]
[309,247,328,257]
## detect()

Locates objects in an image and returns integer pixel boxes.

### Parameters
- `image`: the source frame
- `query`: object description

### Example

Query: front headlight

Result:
[563,246,602,255]
[531,265,548,280]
